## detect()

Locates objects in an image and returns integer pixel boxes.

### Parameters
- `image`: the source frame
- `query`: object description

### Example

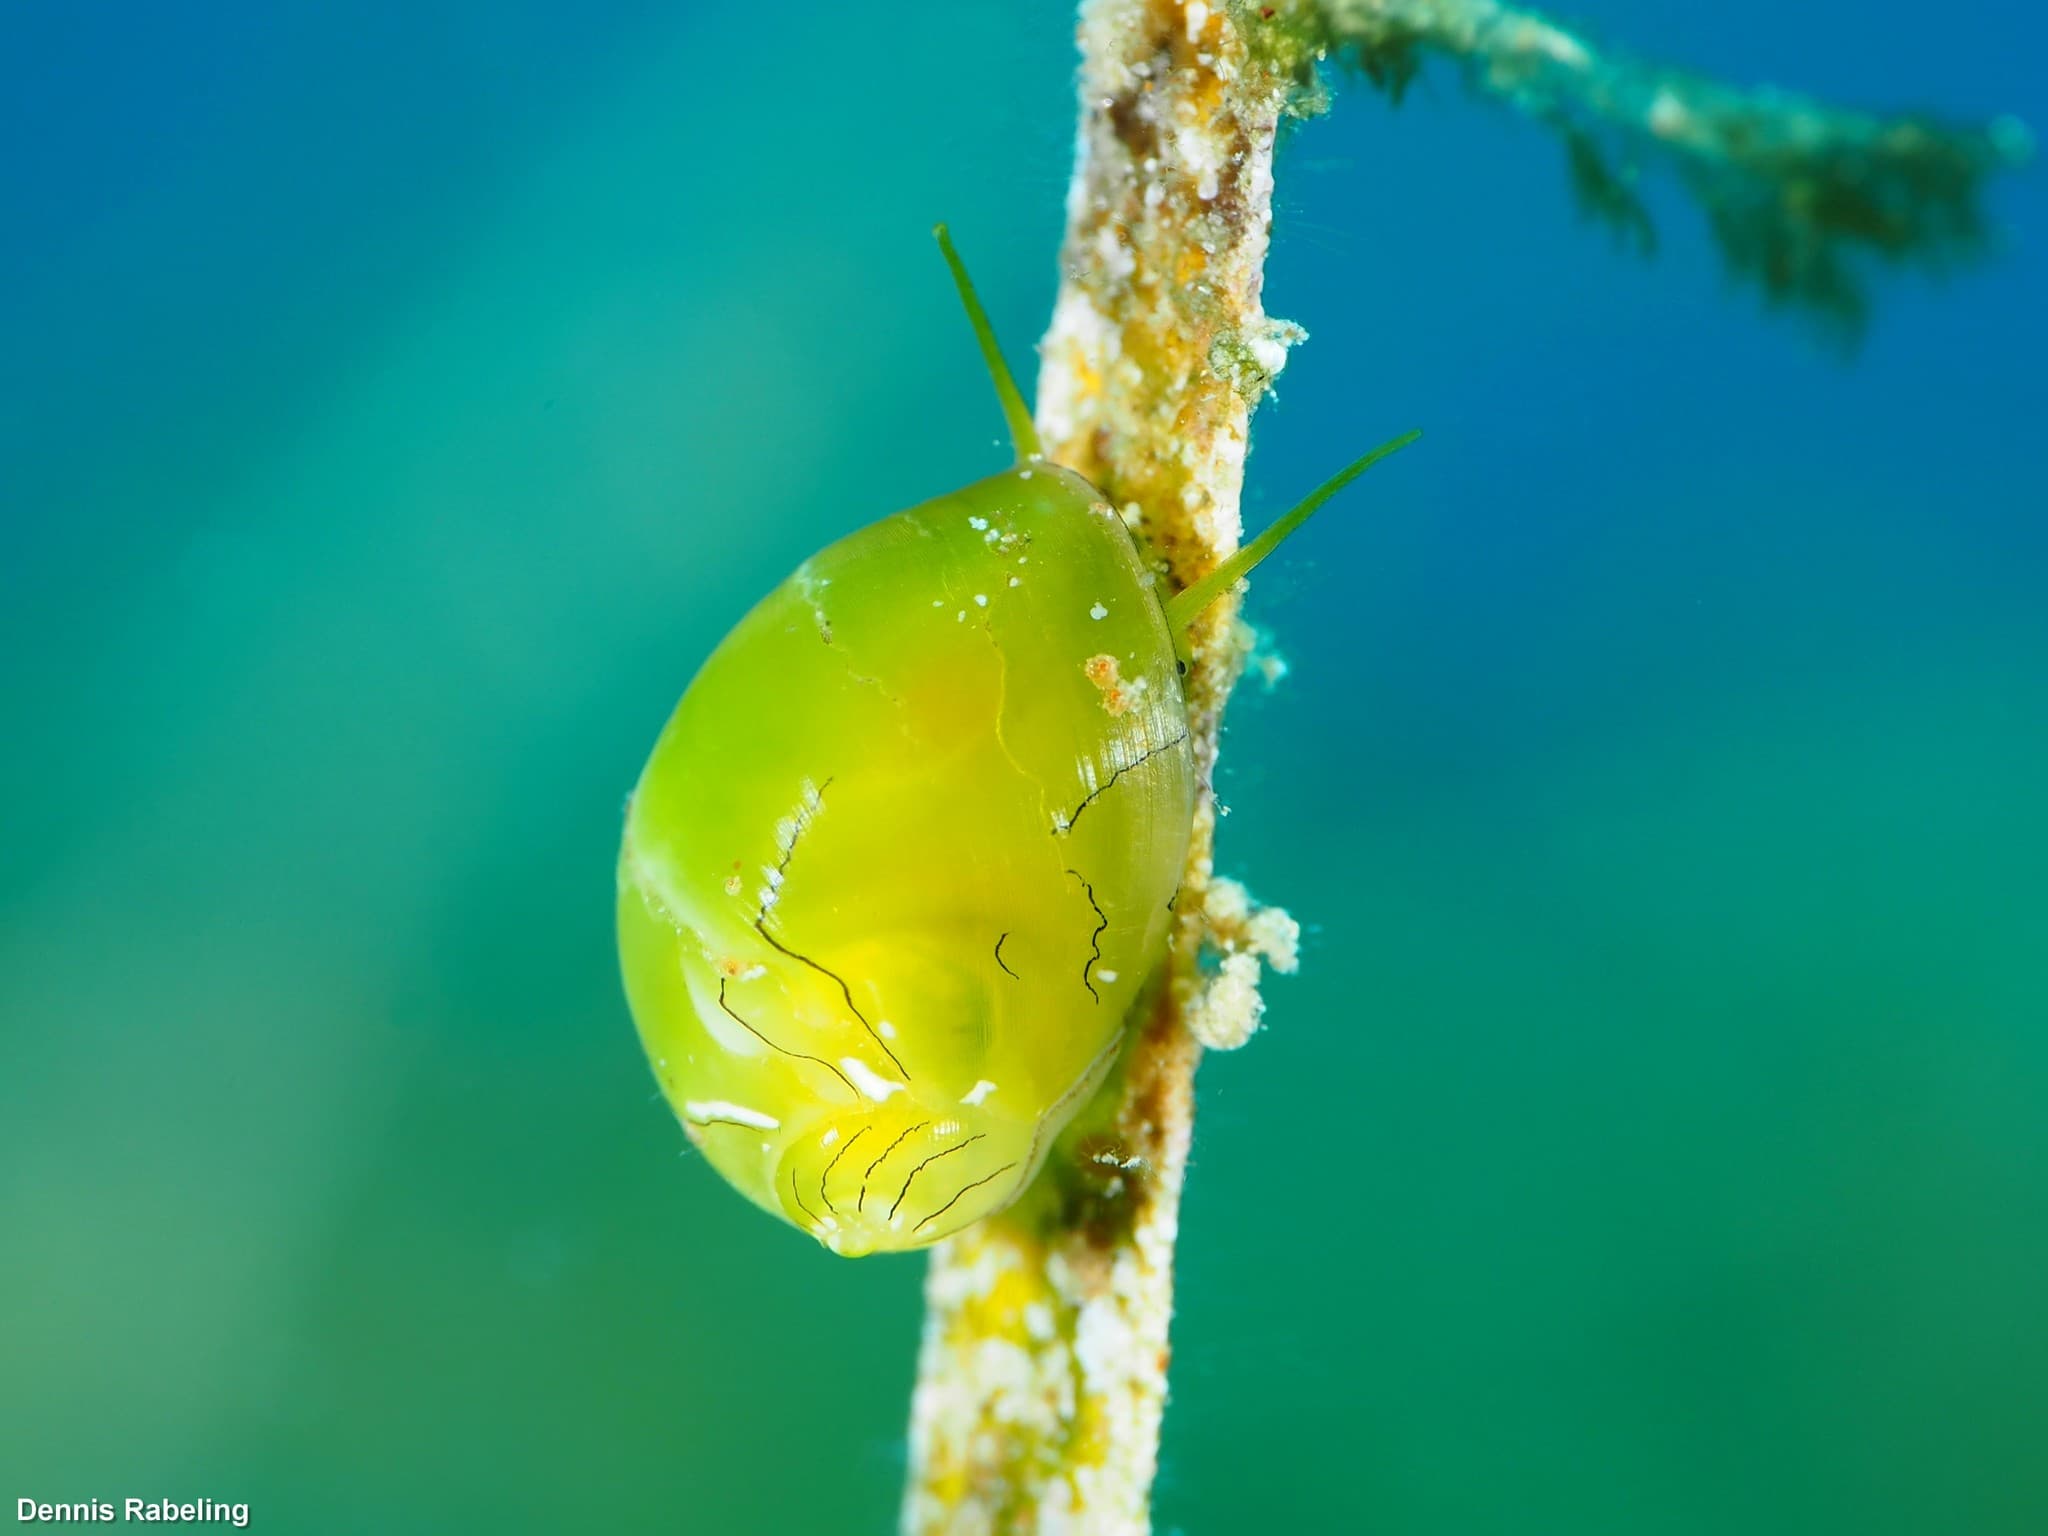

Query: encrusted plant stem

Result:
[903,4,1302,1533]
[901,2,2023,1530]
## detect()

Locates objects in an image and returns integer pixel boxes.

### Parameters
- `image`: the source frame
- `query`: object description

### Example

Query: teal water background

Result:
[3,3,2044,1530]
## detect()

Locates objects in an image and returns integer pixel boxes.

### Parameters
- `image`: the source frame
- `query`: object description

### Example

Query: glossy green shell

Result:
[618,464,1195,1255]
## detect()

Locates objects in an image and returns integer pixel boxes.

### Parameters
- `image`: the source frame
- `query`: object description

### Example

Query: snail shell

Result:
[619,463,1194,1255]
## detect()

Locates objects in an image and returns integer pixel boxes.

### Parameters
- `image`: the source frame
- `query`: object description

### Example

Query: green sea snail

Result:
[618,227,1417,1256]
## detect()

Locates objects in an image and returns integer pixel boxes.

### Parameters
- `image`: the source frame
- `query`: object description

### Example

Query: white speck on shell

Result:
[684,1100,779,1131]
[840,1059,907,1100]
